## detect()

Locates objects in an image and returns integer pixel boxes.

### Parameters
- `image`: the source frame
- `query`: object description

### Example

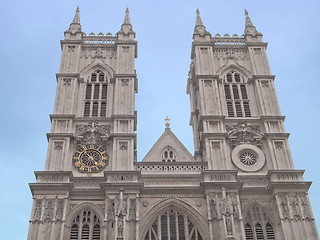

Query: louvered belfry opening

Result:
[223,71,251,118]
[69,209,101,240]
[244,206,276,240]
[84,70,108,117]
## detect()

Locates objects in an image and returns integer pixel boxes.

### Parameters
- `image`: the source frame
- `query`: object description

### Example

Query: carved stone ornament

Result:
[142,200,149,207]
[75,121,110,145]
[204,80,212,87]
[63,78,72,86]
[226,122,263,146]
[120,142,128,150]
[210,199,218,219]
[121,78,129,86]
[107,200,115,222]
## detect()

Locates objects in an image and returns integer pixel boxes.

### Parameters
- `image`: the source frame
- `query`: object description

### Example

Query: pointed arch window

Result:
[69,209,101,240]
[244,205,275,240]
[143,210,203,240]
[83,70,108,117]
[223,71,251,117]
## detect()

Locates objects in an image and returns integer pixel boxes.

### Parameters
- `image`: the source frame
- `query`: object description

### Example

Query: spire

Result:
[244,9,262,40]
[68,6,81,33]
[245,9,253,26]
[73,6,80,24]
[117,7,135,39]
[123,7,131,25]
[196,9,203,26]
[193,9,211,41]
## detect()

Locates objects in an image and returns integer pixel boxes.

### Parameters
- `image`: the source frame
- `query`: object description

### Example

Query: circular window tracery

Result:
[239,150,257,166]
[231,144,265,172]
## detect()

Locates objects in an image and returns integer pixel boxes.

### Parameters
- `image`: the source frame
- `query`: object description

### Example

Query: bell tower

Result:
[45,7,137,174]
[187,9,319,239]
[27,7,138,240]
[188,9,291,171]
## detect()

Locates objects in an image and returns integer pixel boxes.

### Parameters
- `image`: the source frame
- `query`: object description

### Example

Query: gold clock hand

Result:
[83,151,94,161]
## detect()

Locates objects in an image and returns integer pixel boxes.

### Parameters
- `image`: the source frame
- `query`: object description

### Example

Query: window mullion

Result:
[158,215,162,240]
[78,211,83,240]
[184,215,189,240]
[167,211,170,240]
[89,212,93,240]
[175,212,179,240]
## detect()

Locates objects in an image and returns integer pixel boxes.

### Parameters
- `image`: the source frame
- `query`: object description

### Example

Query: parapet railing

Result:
[212,34,246,45]
[83,32,116,44]
[135,162,207,174]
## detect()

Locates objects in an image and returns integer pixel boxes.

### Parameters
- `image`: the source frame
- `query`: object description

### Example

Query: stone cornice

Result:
[195,75,220,80]
[50,114,75,122]
[260,115,286,121]
[56,73,80,82]
[246,42,268,48]
[60,40,83,45]
[46,133,74,141]
[111,114,137,119]
[264,133,290,138]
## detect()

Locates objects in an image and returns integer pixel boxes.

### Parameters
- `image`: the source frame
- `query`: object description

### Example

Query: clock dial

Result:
[73,145,108,173]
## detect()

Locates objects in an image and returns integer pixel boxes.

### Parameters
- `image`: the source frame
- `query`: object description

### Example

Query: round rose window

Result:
[231,144,265,172]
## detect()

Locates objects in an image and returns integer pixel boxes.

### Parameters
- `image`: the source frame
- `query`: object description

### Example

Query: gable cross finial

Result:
[165,116,170,128]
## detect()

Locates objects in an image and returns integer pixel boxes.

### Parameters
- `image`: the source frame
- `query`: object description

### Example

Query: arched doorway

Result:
[143,209,203,240]
[140,198,209,240]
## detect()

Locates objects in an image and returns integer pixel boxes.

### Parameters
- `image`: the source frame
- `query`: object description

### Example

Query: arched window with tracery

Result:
[244,205,275,240]
[161,148,176,162]
[144,210,203,240]
[69,209,101,240]
[223,71,251,117]
[84,70,108,117]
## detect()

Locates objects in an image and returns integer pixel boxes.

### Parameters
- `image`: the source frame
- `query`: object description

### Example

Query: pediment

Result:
[142,128,195,162]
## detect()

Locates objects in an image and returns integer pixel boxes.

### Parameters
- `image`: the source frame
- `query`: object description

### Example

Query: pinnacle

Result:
[245,9,253,26]
[73,6,80,24]
[196,9,203,26]
[123,7,131,25]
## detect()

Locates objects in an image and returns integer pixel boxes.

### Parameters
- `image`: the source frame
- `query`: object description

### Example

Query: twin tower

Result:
[27,7,319,240]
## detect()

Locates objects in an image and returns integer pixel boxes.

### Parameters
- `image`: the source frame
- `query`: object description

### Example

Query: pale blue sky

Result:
[0,0,319,238]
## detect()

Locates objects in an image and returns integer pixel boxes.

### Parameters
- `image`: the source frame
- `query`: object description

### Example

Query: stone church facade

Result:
[27,7,319,240]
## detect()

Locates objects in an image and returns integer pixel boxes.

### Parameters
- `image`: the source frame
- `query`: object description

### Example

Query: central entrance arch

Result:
[140,198,210,240]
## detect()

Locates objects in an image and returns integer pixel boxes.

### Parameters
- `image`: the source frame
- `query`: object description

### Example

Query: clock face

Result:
[72,145,108,173]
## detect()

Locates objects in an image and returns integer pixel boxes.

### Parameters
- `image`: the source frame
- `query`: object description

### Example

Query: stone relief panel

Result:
[55,199,64,221]
[213,48,252,74]
[43,199,54,223]
[226,122,263,148]
[277,193,313,221]
[32,199,43,222]
[31,198,65,223]
[79,47,116,72]
[73,179,101,189]
[75,121,111,147]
